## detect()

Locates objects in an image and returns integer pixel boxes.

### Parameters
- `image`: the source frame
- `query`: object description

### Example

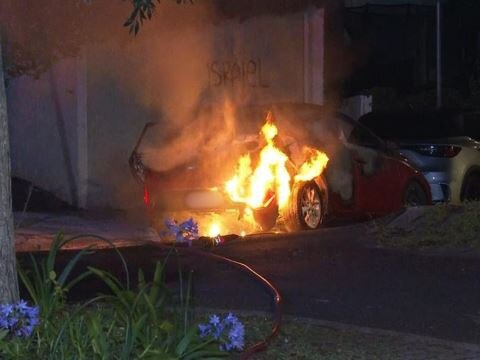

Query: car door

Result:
[344,118,400,216]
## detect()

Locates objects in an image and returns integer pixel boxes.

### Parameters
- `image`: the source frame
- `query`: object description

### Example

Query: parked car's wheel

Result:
[462,173,480,201]
[404,180,428,206]
[283,181,324,231]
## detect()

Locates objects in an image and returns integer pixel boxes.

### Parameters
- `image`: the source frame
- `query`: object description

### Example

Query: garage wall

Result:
[7,56,87,208]
[85,8,325,210]
[206,8,324,105]
[86,42,150,209]
[7,7,324,210]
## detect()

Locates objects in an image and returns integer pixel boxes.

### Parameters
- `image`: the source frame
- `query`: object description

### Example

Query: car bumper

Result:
[151,188,241,212]
[146,188,259,235]
[423,171,462,202]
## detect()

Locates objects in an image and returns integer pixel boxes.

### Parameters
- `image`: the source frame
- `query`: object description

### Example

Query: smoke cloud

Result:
[3,0,366,215]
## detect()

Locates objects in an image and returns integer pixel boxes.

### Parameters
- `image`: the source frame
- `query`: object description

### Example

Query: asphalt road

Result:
[23,224,480,345]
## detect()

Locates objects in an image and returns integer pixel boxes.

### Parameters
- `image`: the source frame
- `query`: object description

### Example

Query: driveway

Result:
[14,212,480,345]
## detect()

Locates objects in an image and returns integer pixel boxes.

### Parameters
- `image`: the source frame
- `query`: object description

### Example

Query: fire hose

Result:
[146,240,283,359]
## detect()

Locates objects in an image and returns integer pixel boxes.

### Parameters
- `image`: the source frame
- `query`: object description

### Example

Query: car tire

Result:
[404,180,428,207]
[283,181,324,231]
[462,173,480,201]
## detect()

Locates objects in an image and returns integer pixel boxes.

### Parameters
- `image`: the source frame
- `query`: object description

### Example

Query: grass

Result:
[230,314,475,360]
[373,202,480,249]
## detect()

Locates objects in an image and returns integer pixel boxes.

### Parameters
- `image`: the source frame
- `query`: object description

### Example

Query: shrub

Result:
[2,233,241,359]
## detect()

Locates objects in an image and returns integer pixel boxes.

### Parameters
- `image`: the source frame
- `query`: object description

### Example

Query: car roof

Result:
[359,109,480,141]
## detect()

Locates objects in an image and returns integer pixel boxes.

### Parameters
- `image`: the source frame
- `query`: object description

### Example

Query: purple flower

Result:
[198,323,210,338]
[163,217,199,245]
[222,313,244,351]
[209,314,221,326]
[198,313,245,351]
[0,300,39,338]
[0,304,13,318]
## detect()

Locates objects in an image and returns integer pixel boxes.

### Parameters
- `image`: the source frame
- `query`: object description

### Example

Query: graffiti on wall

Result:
[208,59,270,89]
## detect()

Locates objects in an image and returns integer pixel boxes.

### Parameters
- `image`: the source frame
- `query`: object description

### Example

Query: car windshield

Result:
[358,111,478,141]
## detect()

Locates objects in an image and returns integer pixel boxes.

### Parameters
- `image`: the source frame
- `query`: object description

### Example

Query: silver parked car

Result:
[359,110,480,203]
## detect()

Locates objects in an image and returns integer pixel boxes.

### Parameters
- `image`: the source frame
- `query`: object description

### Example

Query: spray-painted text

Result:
[208,59,270,88]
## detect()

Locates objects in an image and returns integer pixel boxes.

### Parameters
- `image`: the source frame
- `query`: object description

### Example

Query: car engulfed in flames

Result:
[130,108,329,236]
[130,103,432,237]
[223,111,329,232]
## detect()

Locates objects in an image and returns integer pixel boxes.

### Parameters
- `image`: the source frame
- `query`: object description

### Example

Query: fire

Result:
[208,222,221,237]
[225,113,291,210]
[294,148,329,182]
[225,111,329,226]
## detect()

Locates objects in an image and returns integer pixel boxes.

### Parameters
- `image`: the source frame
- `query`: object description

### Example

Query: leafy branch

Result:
[124,0,194,35]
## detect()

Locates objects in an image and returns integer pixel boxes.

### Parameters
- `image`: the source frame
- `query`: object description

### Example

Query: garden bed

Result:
[370,202,480,251]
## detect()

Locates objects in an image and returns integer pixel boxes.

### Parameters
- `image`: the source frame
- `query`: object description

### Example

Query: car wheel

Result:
[404,180,428,207]
[462,173,480,201]
[283,181,324,231]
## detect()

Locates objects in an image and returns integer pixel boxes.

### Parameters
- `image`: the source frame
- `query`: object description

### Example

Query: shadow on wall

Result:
[12,177,76,212]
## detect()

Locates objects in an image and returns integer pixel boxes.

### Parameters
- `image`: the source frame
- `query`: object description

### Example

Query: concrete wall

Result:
[86,43,149,209]
[206,9,324,105]
[85,9,324,209]
[7,8,324,210]
[7,56,87,207]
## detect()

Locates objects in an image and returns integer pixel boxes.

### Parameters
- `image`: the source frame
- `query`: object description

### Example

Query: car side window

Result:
[348,123,384,150]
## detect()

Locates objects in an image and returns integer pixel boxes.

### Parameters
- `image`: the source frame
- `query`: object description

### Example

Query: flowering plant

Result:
[0,300,39,338]
[198,313,245,352]
[164,217,199,245]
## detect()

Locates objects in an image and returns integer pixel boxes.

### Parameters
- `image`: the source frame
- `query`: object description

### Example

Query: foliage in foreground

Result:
[1,234,241,359]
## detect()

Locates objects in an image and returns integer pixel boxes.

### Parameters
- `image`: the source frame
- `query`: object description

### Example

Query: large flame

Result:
[225,113,291,210]
[225,111,329,219]
[294,148,329,182]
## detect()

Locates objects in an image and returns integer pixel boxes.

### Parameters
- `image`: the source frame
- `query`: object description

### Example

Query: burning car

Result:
[129,103,431,236]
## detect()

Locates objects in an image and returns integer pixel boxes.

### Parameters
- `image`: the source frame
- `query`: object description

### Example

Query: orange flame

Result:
[225,112,291,210]
[225,111,329,226]
[294,148,329,183]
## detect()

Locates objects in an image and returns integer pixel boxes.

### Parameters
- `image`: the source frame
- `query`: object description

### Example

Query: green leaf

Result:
[138,268,146,289]
[184,350,227,360]
[120,320,134,360]
[57,246,94,286]
[175,326,198,357]
[17,264,37,305]
[64,270,92,292]
[88,267,124,296]
[47,233,66,273]
[149,261,165,305]
[141,291,158,324]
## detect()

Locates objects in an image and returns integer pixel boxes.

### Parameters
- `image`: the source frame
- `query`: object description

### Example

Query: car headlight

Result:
[406,145,461,158]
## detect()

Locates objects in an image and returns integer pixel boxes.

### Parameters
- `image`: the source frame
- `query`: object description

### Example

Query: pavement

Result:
[14,211,160,252]
[13,210,480,359]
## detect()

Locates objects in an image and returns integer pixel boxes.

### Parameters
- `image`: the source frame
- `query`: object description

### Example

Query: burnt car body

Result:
[129,103,431,233]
